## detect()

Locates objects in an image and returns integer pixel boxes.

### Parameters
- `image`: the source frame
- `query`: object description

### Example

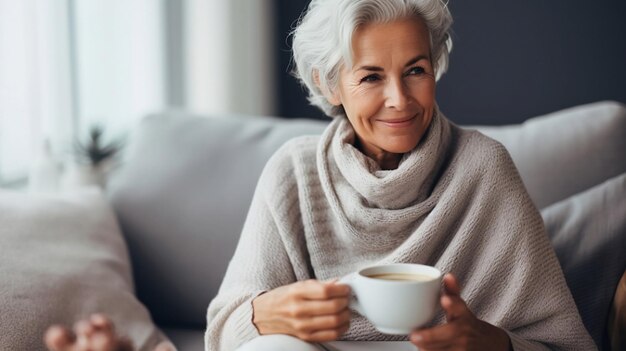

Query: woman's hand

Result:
[252,279,351,342]
[410,274,512,351]
[44,313,175,351]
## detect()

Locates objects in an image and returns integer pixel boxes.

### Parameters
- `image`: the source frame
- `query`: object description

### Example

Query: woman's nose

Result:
[384,79,410,111]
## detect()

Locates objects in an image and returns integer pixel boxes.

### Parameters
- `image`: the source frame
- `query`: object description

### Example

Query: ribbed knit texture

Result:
[205,111,596,351]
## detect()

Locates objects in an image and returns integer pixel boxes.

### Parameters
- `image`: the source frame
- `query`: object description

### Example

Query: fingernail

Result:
[411,334,422,342]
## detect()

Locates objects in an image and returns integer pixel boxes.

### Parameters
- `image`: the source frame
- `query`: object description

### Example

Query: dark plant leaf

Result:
[73,124,125,166]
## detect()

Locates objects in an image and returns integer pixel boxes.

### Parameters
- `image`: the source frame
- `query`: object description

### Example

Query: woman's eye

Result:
[407,66,426,76]
[360,74,380,83]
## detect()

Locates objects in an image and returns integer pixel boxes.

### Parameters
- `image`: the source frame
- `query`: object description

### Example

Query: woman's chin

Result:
[379,138,422,154]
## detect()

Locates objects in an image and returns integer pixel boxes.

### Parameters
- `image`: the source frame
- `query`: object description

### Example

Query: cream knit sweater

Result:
[205,112,596,351]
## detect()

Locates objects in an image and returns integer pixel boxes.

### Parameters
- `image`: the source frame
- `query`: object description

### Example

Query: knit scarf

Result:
[317,109,450,251]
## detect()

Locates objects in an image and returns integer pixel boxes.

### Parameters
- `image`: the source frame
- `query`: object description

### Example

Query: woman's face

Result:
[329,17,436,168]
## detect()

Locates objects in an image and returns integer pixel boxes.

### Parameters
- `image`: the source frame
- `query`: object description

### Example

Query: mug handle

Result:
[337,273,365,316]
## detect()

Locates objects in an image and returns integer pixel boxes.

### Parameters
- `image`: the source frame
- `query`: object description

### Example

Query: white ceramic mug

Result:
[339,263,442,335]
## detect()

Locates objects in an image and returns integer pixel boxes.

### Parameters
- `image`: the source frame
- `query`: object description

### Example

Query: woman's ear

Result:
[313,70,341,106]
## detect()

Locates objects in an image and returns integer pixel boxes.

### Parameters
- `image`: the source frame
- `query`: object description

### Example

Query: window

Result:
[0,0,275,187]
[0,0,165,186]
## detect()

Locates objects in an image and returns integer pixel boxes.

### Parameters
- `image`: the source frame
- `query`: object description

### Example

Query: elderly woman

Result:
[206,0,596,350]
[45,0,596,350]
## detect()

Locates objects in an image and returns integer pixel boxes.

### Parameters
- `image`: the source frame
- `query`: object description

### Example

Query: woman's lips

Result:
[377,115,417,128]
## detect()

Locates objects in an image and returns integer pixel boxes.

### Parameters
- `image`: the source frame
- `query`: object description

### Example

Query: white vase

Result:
[28,140,61,194]
[60,161,110,191]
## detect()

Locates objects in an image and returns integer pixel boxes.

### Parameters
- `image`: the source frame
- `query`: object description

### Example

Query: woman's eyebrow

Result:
[356,65,384,72]
[404,55,428,67]
[355,55,429,72]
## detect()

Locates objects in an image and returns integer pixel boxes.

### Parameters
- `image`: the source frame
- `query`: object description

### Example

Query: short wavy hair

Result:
[291,0,453,118]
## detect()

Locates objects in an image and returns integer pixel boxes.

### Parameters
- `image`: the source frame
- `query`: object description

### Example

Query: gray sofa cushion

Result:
[476,101,626,209]
[107,112,327,328]
[0,189,163,351]
[541,172,626,348]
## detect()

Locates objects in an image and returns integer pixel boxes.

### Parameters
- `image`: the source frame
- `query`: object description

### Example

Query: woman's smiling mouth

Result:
[377,114,417,128]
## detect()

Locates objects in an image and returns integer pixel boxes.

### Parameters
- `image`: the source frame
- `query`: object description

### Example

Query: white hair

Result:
[291,0,453,118]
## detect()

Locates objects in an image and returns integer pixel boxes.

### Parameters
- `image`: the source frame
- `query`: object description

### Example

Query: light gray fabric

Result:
[325,341,417,350]
[237,335,323,351]
[107,111,327,328]
[475,101,626,209]
[238,336,419,351]
[542,172,626,349]
[159,330,421,351]
[206,112,595,350]
[0,189,164,351]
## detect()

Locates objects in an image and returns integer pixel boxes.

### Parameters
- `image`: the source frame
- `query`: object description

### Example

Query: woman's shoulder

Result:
[259,135,320,184]
[458,127,512,159]
[454,126,517,173]
[281,134,321,153]
[268,135,320,165]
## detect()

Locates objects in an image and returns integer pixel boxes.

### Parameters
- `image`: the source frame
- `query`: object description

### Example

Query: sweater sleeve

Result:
[204,150,302,351]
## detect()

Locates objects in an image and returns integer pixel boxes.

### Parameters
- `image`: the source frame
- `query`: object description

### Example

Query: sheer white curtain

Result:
[0,0,165,186]
[73,0,165,137]
[0,0,274,186]
[184,0,275,116]
[0,0,73,183]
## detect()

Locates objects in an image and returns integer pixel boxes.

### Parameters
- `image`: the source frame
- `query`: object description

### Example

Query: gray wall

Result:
[275,0,626,125]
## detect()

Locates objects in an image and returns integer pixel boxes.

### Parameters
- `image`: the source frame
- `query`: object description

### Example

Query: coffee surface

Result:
[367,273,434,282]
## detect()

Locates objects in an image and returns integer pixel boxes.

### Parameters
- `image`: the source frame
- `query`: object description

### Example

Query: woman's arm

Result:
[204,185,297,350]
[205,144,351,350]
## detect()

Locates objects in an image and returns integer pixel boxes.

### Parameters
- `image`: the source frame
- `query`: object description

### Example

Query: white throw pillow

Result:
[0,188,164,351]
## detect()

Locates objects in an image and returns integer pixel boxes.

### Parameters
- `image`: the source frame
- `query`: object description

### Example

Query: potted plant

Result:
[61,125,124,190]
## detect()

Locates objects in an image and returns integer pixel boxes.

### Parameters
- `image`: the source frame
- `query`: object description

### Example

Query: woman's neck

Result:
[355,138,403,170]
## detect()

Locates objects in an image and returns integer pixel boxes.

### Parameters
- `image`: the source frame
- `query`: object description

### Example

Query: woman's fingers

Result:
[296,297,350,316]
[411,275,512,351]
[44,325,76,351]
[300,320,351,342]
[74,320,96,350]
[285,281,351,342]
[441,294,470,322]
[441,273,469,322]
[44,314,127,351]
[295,279,351,300]
[87,314,118,351]
[410,322,458,349]
[74,320,95,338]
[411,313,511,351]
[90,333,116,351]
[442,273,461,296]
[296,308,351,332]
[90,314,115,333]
[252,279,352,340]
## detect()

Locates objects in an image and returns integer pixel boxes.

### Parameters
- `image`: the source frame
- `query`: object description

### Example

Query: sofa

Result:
[1,101,624,351]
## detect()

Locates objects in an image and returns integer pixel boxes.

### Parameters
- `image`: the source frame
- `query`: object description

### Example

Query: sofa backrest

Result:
[107,101,625,329]
[107,113,327,328]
